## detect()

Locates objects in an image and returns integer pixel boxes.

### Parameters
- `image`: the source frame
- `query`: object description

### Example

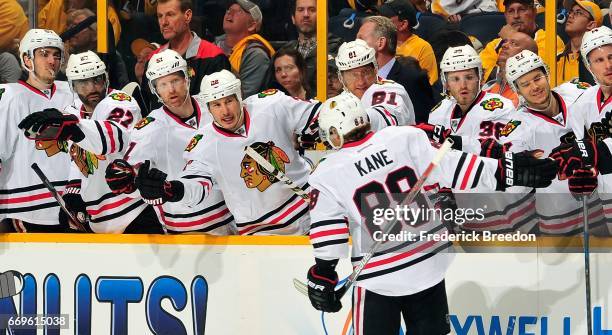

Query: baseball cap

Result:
[503,0,535,7]
[131,39,160,57]
[228,0,263,25]
[566,0,603,27]
[378,0,418,27]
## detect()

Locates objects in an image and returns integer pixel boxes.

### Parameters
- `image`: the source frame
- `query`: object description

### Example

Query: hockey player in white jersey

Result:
[550,26,612,229]
[0,29,75,232]
[304,93,557,335]
[496,50,604,235]
[104,49,233,234]
[132,69,321,235]
[335,39,415,129]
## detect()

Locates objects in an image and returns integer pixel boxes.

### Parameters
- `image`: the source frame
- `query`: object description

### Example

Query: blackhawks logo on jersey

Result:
[240,141,289,192]
[185,134,203,152]
[570,78,590,90]
[35,139,69,157]
[500,120,521,137]
[480,97,504,111]
[109,92,132,102]
[134,116,155,129]
[257,89,278,98]
[70,143,106,177]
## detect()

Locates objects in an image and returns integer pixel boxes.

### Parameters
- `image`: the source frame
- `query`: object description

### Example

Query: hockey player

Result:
[304,93,557,335]
[104,49,233,234]
[0,29,74,232]
[132,69,321,235]
[498,49,604,235]
[335,39,415,129]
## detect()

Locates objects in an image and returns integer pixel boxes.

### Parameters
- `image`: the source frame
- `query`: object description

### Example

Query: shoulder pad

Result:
[479,97,505,111]
[134,116,155,129]
[185,134,203,152]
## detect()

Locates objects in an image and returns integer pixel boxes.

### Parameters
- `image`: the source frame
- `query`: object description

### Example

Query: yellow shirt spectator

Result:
[0,0,29,53]
[480,29,565,82]
[396,34,438,84]
[556,51,580,85]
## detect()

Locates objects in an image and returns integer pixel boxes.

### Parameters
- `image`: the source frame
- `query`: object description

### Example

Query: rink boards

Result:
[0,234,610,334]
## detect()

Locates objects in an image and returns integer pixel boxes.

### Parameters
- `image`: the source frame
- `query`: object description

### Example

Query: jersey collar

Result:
[18,80,56,99]
[450,91,486,132]
[524,91,567,126]
[342,132,374,148]
[212,107,251,138]
[162,97,202,129]
[596,87,612,113]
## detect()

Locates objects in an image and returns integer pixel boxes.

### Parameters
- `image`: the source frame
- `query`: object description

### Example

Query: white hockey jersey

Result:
[125,98,233,234]
[0,80,74,225]
[500,83,604,235]
[360,78,416,130]
[64,90,147,233]
[309,126,502,296]
[180,89,321,235]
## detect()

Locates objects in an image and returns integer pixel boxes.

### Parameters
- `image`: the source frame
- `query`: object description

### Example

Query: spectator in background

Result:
[328,0,379,41]
[272,48,312,100]
[142,0,230,110]
[357,15,434,123]
[131,39,160,84]
[215,0,275,97]
[327,54,343,98]
[0,53,21,83]
[479,0,565,83]
[482,28,538,106]
[430,0,498,22]
[379,0,439,85]
[557,0,602,85]
[0,0,28,54]
[65,9,130,89]
[284,0,343,94]
[38,0,122,45]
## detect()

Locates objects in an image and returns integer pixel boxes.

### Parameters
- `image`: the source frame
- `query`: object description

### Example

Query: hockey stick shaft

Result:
[336,138,454,298]
[583,195,593,335]
[244,146,310,202]
[31,163,89,232]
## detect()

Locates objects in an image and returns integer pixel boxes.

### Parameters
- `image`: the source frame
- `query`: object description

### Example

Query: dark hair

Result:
[157,0,193,12]
[429,29,473,73]
[271,47,311,95]
[344,124,372,143]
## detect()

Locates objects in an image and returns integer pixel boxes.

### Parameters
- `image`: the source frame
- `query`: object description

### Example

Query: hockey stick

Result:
[0,271,24,299]
[293,138,454,298]
[31,163,90,232]
[583,195,593,335]
[244,146,310,202]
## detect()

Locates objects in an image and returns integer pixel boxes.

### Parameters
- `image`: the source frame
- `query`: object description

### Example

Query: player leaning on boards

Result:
[104,49,233,234]
[0,29,74,232]
[497,49,606,235]
[304,93,558,335]
[132,70,322,235]
[550,26,612,228]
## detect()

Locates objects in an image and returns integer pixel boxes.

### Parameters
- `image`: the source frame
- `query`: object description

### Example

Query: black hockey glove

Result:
[58,193,91,232]
[587,111,612,141]
[135,160,184,205]
[307,258,342,313]
[479,138,509,159]
[568,167,598,196]
[495,151,558,191]
[549,137,605,180]
[106,159,137,194]
[413,124,462,150]
[296,133,322,150]
[18,108,84,142]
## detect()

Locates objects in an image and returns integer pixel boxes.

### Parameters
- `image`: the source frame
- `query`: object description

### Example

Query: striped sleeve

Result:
[76,120,127,155]
[309,187,350,260]
[179,159,214,208]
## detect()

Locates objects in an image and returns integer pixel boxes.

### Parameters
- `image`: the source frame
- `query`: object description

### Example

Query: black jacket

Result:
[387,60,435,124]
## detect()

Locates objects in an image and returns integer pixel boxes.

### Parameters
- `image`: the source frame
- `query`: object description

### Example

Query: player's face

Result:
[155,72,189,108]
[208,95,243,131]
[515,69,550,109]
[565,4,595,35]
[587,45,612,87]
[445,69,481,107]
[504,3,536,34]
[274,55,302,94]
[28,47,62,84]
[292,0,316,36]
[340,64,377,99]
[157,0,191,41]
[73,74,107,109]
[240,156,269,191]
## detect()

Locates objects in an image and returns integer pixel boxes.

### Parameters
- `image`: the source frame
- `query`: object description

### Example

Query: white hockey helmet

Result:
[146,49,189,97]
[505,50,549,92]
[18,28,65,70]
[440,45,482,91]
[318,92,369,149]
[580,26,612,81]
[66,51,107,86]
[199,69,243,105]
[335,39,378,73]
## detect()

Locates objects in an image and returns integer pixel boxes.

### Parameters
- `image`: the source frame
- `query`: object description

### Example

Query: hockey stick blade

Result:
[293,278,308,296]
[0,271,24,299]
[244,146,310,202]
[31,163,90,232]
